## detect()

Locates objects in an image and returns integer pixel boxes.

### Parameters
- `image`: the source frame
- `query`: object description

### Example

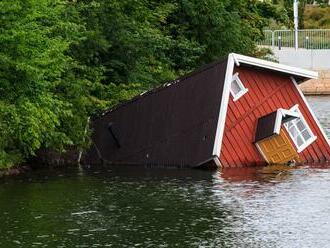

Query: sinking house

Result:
[83,53,330,168]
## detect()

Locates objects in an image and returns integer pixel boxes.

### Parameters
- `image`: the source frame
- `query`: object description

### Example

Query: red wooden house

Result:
[83,53,330,168]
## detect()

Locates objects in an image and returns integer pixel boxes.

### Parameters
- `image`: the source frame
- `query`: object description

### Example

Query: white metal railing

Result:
[258,29,330,50]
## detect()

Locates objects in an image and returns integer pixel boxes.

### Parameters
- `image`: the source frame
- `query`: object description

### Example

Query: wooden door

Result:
[256,129,300,164]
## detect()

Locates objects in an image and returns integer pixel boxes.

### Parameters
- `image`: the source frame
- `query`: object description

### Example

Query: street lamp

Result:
[294,0,299,50]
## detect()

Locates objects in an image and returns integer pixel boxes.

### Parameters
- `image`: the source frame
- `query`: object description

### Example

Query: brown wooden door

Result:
[257,129,300,164]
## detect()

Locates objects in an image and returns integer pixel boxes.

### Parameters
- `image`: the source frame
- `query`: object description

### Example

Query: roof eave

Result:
[231,53,318,83]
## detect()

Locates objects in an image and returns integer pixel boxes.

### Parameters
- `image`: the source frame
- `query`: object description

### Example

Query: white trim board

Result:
[232,53,318,81]
[291,77,330,148]
[274,109,283,135]
[212,54,235,157]
[213,156,222,167]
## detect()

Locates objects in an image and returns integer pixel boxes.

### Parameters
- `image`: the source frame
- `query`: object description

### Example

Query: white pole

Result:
[294,0,299,50]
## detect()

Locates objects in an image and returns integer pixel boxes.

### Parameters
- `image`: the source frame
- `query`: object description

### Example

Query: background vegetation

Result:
[268,0,330,29]
[0,0,320,168]
[304,5,330,28]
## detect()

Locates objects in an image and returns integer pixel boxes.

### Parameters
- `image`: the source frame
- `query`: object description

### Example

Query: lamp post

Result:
[294,0,299,50]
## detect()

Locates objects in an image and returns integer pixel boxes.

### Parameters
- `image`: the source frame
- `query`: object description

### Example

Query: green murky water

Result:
[0,96,329,248]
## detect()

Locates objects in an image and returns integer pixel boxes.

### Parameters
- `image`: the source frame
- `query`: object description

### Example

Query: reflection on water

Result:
[215,165,330,247]
[0,96,329,247]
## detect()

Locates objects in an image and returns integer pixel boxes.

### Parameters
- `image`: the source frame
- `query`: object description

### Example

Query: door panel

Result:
[257,129,300,164]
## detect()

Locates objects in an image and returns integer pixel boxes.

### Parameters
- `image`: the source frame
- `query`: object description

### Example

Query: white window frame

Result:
[284,105,317,153]
[230,73,248,101]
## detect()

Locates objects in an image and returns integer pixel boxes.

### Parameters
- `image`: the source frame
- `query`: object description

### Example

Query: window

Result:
[230,73,248,101]
[284,105,317,153]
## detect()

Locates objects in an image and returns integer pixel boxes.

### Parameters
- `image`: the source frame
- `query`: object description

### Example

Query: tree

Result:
[0,0,275,168]
[76,0,272,85]
[0,0,103,167]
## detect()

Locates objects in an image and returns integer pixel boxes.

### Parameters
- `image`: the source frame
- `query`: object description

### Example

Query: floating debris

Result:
[71,210,97,216]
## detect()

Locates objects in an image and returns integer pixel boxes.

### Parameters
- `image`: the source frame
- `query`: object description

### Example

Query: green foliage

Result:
[164,0,260,63]
[0,0,103,167]
[0,0,273,168]
[256,1,290,29]
[77,0,275,83]
[269,0,330,29]
[304,6,330,29]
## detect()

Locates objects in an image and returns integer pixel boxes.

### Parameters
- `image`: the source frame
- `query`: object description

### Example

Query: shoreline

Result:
[0,163,82,178]
[0,165,32,178]
[303,93,330,95]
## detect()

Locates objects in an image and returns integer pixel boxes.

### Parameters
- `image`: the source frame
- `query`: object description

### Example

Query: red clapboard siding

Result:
[219,66,330,167]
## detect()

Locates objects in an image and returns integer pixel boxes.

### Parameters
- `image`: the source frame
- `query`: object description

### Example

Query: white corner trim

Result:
[275,110,282,134]
[274,109,283,135]
[213,156,222,167]
[291,77,330,148]
[233,55,240,66]
[231,53,318,80]
[212,54,235,157]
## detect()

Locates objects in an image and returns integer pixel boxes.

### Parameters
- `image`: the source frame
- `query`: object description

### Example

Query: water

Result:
[306,95,330,136]
[0,96,329,248]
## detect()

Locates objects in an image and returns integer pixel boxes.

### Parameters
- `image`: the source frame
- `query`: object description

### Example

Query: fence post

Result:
[278,36,282,50]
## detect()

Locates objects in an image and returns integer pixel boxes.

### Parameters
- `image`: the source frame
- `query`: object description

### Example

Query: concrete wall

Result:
[273,49,330,70]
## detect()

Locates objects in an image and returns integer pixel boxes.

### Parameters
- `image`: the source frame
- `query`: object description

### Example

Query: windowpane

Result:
[289,126,298,138]
[297,135,304,147]
[302,129,312,141]
[230,74,247,101]
[296,120,306,132]
[287,121,293,129]
[231,80,241,95]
